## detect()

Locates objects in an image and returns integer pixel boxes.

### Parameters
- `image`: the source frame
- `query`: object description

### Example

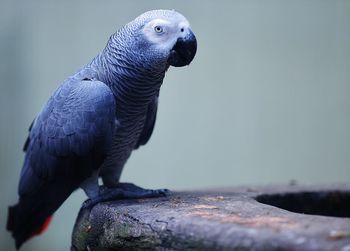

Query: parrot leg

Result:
[80,171,99,199]
[81,183,170,209]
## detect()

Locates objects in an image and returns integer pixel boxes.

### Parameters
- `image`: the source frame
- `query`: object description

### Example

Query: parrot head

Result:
[140,10,197,67]
[115,10,197,69]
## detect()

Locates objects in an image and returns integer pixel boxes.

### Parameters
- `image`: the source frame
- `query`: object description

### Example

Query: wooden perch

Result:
[71,184,350,251]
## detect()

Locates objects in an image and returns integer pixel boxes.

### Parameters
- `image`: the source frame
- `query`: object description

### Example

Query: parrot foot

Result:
[82,182,170,210]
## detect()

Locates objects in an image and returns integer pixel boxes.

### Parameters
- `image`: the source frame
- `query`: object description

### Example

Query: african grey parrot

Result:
[7,9,197,249]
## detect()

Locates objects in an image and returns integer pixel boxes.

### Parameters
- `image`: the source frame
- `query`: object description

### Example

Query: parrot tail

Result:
[7,200,53,250]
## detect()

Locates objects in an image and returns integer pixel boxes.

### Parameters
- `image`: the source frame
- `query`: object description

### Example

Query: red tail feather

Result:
[30,215,53,238]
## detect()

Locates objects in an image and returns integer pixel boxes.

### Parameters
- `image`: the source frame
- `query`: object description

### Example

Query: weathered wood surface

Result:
[71,184,350,251]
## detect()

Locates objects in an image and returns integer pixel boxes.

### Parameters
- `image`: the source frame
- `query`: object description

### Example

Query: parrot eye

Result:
[154,26,163,33]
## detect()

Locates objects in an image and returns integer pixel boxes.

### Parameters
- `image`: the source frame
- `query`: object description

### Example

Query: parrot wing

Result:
[8,79,116,249]
[134,94,158,149]
[20,79,116,186]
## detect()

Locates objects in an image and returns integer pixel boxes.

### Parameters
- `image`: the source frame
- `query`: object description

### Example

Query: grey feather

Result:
[9,10,196,248]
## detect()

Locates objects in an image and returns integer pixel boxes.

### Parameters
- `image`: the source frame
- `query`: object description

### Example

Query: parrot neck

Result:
[92,43,166,119]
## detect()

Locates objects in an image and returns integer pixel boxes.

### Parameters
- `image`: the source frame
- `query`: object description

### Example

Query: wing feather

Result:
[134,94,158,149]
[19,79,116,193]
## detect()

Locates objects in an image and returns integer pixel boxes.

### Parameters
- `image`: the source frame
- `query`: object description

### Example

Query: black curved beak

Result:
[168,30,197,67]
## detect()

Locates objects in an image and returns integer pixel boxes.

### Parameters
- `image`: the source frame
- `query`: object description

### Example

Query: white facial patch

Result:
[143,18,183,51]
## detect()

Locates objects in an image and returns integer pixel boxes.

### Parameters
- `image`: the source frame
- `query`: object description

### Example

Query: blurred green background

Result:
[1,0,349,250]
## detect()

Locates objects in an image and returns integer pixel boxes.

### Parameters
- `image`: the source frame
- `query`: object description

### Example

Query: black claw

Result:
[155,189,171,196]
[81,198,94,210]
[81,183,171,210]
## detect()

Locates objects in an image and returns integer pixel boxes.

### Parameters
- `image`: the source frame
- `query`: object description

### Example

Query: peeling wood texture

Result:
[71,184,350,251]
